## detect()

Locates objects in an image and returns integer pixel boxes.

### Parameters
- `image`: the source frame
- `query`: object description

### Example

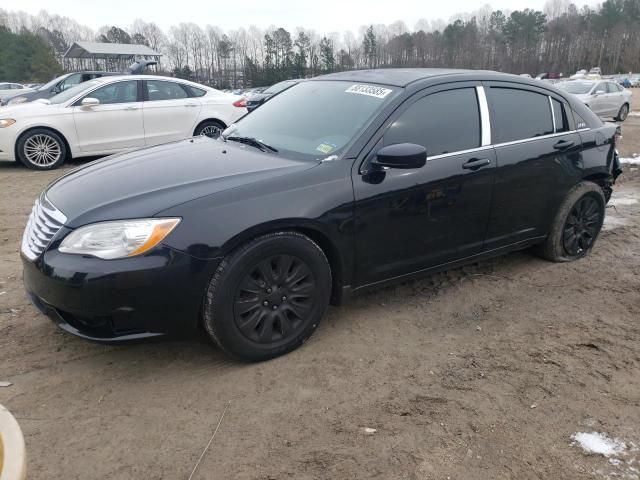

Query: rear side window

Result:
[384,88,481,156]
[489,88,554,143]
[551,99,569,133]
[146,80,189,101]
[186,85,207,97]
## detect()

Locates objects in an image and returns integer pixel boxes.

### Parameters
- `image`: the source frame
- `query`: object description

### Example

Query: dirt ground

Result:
[1,113,639,480]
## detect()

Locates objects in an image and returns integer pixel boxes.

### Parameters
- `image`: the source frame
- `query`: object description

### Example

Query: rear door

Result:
[142,79,203,145]
[73,79,145,153]
[353,84,496,285]
[483,83,582,249]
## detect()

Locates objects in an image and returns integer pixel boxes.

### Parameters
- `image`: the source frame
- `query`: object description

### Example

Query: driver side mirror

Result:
[81,97,100,107]
[372,143,427,169]
[594,89,606,96]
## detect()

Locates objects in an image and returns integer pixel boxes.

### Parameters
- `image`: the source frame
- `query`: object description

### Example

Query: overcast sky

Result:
[13,0,599,33]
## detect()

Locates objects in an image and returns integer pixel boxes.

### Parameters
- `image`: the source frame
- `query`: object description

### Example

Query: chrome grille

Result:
[21,196,67,261]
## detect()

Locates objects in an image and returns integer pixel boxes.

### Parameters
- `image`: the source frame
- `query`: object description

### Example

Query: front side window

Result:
[594,83,607,94]
[489,88,554,143]
[384,88,481,156]
[146,80,189,101]
[60,73,82,92]
[85,81,138,105]
[224,81,399,160]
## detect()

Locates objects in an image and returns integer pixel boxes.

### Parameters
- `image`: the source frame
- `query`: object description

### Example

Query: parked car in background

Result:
[0,75,247,169]
[2,60,158,106]
[20,69,620,361]
[557,79,632,121]
[245,79,301,112]
[1,71,121,106]
[0,83,33,103]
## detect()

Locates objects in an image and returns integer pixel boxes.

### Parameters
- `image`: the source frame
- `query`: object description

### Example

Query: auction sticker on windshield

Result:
[345,84,392,99]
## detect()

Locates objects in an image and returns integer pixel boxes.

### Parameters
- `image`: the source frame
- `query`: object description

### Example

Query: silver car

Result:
[557,79,632,121]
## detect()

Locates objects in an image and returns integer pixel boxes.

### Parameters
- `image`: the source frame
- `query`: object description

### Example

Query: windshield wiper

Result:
[225,136,278,153]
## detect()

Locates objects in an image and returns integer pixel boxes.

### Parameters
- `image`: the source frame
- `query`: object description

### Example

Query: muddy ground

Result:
[1,113,639,480]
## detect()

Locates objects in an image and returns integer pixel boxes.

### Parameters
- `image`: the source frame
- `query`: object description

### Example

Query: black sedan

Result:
[21,69,621,361]
[245,79,300,112]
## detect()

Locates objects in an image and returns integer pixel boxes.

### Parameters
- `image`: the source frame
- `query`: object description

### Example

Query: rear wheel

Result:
[194,120,225,139]
[203,232,331,361]
[535,182,605,262]
[615,103,629,121]
[16,129,67,170]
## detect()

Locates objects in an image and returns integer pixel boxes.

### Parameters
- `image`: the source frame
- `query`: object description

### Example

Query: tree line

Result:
[2,0,640,87]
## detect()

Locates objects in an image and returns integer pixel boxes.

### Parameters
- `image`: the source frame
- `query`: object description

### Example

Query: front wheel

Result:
[615,103,629,122]
[535,182,605,262]
[203,232,332,361]
[16,129,67,170]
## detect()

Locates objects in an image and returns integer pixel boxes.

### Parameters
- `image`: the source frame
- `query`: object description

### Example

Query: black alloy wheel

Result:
[562,195,602,256]
[234,254,316,343]
[202,232,331,361]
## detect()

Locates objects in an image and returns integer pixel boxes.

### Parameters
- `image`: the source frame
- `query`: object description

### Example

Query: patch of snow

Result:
[361,427,377,434]
[603,215,628,231]
[571,432,627,457]
[609,197,639,206]
[619,157,640,165]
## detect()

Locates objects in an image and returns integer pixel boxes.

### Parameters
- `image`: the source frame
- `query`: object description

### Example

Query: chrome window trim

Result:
[427,145,494,161]
[549,96,557,133]
[492,130,579,149]
[476,86,491,146]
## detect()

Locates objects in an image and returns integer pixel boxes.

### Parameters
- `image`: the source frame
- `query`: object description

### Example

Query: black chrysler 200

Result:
[21,69,621,361]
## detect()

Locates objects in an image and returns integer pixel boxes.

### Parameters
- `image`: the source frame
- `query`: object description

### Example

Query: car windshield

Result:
[37,75,68,92]
[49,80,101,104]
[263,80,297,95]
[224,81,398,160]
[558,81,594,94]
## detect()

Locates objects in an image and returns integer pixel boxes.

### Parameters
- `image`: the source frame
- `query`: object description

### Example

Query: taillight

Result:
[233,98,246,108]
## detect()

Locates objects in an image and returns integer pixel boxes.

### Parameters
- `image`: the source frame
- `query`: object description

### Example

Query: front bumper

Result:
[0,128,16,161]
[22,246,220,342]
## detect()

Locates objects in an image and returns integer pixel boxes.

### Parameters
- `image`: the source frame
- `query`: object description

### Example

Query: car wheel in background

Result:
[194,120,225,138]
[615,103,629,121]
[202,232,332,362]
[535,182,605,262]
[16,128,67,170]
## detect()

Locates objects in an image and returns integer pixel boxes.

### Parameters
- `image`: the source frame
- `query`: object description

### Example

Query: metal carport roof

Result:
[64,41,162,59]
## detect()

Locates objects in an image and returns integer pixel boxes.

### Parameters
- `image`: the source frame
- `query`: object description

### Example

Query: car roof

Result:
[313,68,480,87]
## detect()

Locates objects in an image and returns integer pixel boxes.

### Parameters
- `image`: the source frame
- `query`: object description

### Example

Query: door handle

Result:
[184,103,198,107]
[124,106,138,111]
[462,158,491,170]
[553,140,575,150]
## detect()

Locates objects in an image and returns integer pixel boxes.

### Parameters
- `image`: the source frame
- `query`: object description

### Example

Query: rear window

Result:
[489,88,554,143]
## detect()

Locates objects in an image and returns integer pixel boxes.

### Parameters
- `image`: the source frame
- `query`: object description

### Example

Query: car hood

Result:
[0,101,64,117]
[2,89,50,104]
[46,137,317,228]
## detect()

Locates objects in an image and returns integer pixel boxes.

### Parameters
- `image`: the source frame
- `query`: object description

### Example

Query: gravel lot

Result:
[1,112,639,479]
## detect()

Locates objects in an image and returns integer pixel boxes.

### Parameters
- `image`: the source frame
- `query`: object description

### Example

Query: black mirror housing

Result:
[373,143,427,169]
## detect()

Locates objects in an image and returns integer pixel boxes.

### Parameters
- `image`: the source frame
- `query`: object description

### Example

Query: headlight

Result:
[8,97,27,105]
[59,218,180,259]
[0,119,16,128]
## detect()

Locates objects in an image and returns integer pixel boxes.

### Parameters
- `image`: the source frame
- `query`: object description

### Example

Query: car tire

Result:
[615,103,629,122]
[194,120,225,139]
[535,182,606,262]
[203,232,332,362]
[16,128,67,170]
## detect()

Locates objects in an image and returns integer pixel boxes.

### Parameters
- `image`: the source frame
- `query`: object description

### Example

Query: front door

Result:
[353,85,495,286]
[73,80,145,153]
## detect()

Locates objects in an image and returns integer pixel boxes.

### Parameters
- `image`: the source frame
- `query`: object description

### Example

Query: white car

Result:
[0,75,247,170]
[557,79,632,121]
